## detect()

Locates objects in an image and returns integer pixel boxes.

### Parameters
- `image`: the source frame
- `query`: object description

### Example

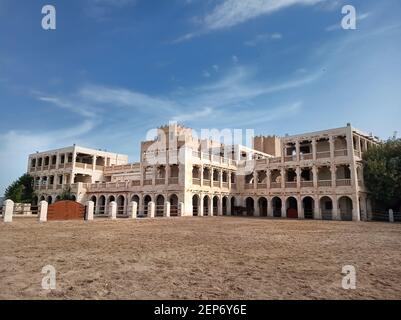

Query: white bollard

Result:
[129,202,138,219]
[164,202,171,218]
[179,202,185,217]
[85,201,94,221]
[38,201,48,222]
[148,201,155,218]
[389,209,394,223]
[2,199,14,223]
[109,201,117,220]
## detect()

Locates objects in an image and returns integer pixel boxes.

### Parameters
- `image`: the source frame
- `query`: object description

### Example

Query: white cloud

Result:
[203,0,323,31]
[244,33,282,46]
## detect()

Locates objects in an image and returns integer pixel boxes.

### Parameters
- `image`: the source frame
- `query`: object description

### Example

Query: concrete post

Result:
[39,200,48,222]
[164,201,171,218]
[149,201,155,218]
[2,199,14,223]
[109,201,117,220]
[179,202,185,217]
[389,209,394,223]
[85,201,94,221]
[129,201,138,219]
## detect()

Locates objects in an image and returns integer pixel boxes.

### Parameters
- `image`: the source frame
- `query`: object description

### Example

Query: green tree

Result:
[4,174,35,203]
[58,187,75,201]
[363,139,401,209]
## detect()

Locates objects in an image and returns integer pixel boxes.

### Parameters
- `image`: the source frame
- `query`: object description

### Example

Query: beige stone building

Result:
[28,123,379,221]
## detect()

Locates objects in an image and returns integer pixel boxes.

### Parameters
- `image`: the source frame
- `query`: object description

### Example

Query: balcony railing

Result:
[284,155,296,162]
[155,178,165,185]
[269,157,282,164]
[213,181,220,187]
[257,183,267,189]
[245,184,254,190]
[203,179,211,187]
[285,182,297,188]
[334,149,348,157]
[222,182,229,189]
[318,180,332,187]
[143,179,152,186]
[316,151,330,159]
[300,153,313,160]
[169,177,179,185]
[131,180,140,187]
[301,181,313,188]
[271,182,281,189]
[192,178,201,185]
[336,179,351,186]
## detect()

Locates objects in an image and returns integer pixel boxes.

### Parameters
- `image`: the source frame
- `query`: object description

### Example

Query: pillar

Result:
[129,201,138,219]
[267,199,273,217]
[179,202,185,217]
[85,201,94,221]
[296,167,301,189]
[39,200,48,222]
[295,140,300,162]
[281,198,286,218]
[329,136,335,159]
[352,195,361,222]
[389,209,394,223]
[199,196,204,217]
[164,201,171,218]
[109,201,117,220]
[332,197,339,221]
[312,166,318,188]
[254,197,260,217]
[209,197,214,217]
[148,201,155,218]
[298,196,304,219]
[315,197,321,220]
[2,199,14,223]
[312,138,317,161]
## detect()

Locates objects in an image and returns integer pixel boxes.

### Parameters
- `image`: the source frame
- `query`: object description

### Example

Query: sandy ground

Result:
[1,216,401,300]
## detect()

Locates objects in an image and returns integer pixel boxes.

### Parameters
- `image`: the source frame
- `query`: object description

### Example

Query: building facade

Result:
[28,123,379,221]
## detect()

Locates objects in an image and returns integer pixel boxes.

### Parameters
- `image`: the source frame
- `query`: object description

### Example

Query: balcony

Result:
[143,179,152,186]
[269,157,281,164]
[336,179,351,187]
[301,181,313,188]
[213,181,220,187]
[284,155,296,162]
[245,184,254,190]
[192,178,201,185]
[203,179,211,187]
[271,182,281,189]
[334,149,348,157]
[300,153,313,161]
[222,182,229,189]
[318,180,332,187]
[131,180,140,187]
[285,182,297,188]
[354,150,361,158]
[231,183,236,190]
[316,151,330,159]
[257,183,267,189]
[155,178,165,185]
[169,177,179,185]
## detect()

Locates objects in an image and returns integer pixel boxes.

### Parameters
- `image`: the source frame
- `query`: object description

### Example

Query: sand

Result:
[1,216,401,300]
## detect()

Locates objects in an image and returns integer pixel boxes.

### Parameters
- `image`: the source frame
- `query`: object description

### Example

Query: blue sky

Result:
[0,0,400,195]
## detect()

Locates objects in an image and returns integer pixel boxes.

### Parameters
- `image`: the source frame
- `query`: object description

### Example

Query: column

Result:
[219,170,223,189]
[92,155,97,171]
[311,138,317,161]
[281,198,286,218]
[332,197,339,221]
[329,136,335,159]
[152,165,156,186]
[352,195,361,222]
[295,140,300,162]
[85,201,94,221]
[312,166,318,188]
[267,199,273,217]
[331,165,337,188]
[254,197,260,217]
[109,201,117,220]
[164,201,171,218]
[2,199,14,223]
[297,196,304,219]
[280,168,285,189]
[200,165,204,187]
[179,202,185,217]
[199,195,204,217]
[209,197,214,216]
[254,171,258,189]
[266,169,271,189]
[359,195,367,221]
[218,197,223,216]
[315,196,321,220]
[296,167,301,189]
[38,200,48,222]
[165,165,170,186]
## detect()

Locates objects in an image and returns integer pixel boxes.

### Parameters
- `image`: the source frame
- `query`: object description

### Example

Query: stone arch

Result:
[272,197,282,217]
[203,195,210,216]
[258,197,268,217]
[169,194,179,216]
[192,194,200,216]
[156,194,165,217]
[302,196,315,219]
[117,195,125,215]
[143,195,152,216]
[230,197,237,216]
[71,195,77,202]
[339,196,353,221]
[98,195,106,214]
[213,196,219,216]
[222,196,228,215]
[320,196,333,220]
[286,197,298,219]
[245,197,254,216]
